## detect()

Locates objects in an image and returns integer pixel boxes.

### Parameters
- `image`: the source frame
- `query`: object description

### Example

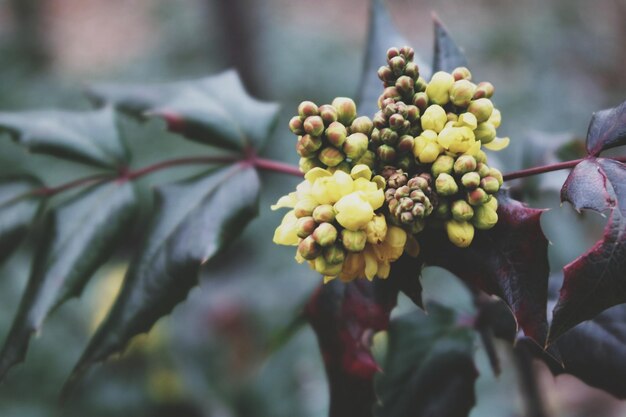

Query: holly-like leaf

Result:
[87,70,280,152]
[421,192,549,345]
[305,279,396,417]
[0,180,137,380]
[0,107,129,169]
[63,164,260,395]
[549,157,626,343]
[432,15,468,73]
[586,100,626,156]
[0,177,43,264]
[386,254,424,308]
[374,303,477,417]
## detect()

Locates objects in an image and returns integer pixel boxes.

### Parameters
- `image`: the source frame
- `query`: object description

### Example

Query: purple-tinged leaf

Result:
[421,192,549,345]
[433,15,468,73]
[549,157,626,343]
[586,100,626,156]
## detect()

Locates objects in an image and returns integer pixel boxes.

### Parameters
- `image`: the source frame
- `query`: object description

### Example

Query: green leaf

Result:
[432,16,468,73]
[0,180,137,380]
[374,303,478,417]
[0,176,43,264]
[0,107,129,169]
[87,70,280,152]
[63,163,260,395]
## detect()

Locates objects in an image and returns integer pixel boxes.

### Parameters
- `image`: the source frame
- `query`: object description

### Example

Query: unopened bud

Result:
[294,198,318,218]
[396,75,414,95]
[399,46,414,60]
[332,97,357,125]
[378,87,402,108]
[475,150,488,164]
[381,128,398,146]
[304,116,325,137]
[485,196,498,211]
[468,98,494,123]
[312,204,336,223]
[436,173,459,196]
[296,216,317,238]
[386,47,400,60]
[412,92,429,111]
[418,142,442,163]
[341,229,367,252]
[476,163,490,178]
[366,214,388,244]
[474,122,496,144]
[378,66,394,83]
[343,133,369,160]
[389,56,406,76]
[298,101,319,118]
[313,256,343,276]
[452,66,472,81]
[323,244,346,265]
[318,147,345,167]
[377,145,397,163]
[454,155,477,175]
[435,199,451,219]
[404,62,419,79]
[473,82,495,99]
[394,135,413,154]
[354,150,376,169]
[299,157,322,173]
[450,80,476,107]
[425,71,454,105]
[389,113,406,131]
[472,205,498,230]
[467,188,489,206]
[406,105,420,122]
[431,155,455,176]
[298,236,321,260]
[299,134,322,153]
[319,104,338,125]
[488,168,503,185]
[456,112,478,130]
[351,116,374,135]
[451,199,474,221]
[461,172,481,189]
[289,116,304,135]
[326,121,348,147]
[480,176,500,194]
[415,76,428,92]
[312,222,338,247]
[488,108,501,128]
[421,104,447,132]
[446,220,475,248]
[330,161,351,174]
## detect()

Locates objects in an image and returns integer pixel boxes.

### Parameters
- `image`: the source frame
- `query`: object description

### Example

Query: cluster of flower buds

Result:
[377,46,426,105]
[289,98,375,174]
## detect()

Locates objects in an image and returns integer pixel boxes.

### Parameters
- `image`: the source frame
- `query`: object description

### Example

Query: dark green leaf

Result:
[0,180,137,380]
[374,303,477,417]
[0,107,129,169]
[0,176,43,264]
[432,16,468,73]
[63,163,260,395]
[586,99,626,156]
[87,70,280,152]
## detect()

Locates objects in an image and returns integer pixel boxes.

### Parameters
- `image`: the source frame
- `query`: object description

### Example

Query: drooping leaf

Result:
[374,303,477,417]
[421,191,549,345]
[63,163,260,395]
[0,107,129,169]
[0,176,43,264]
[586,100,626,156]
[432,15,468,73]
[385,254,424,308]
[87,70,280,152]
[305,279,396,417]
[0,180,137,380]
[549,157,626,343]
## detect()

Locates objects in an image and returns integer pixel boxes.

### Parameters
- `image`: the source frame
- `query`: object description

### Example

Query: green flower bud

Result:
[421,104,447,132]
[485,196,498,211]
[476,150,488,164]
[326,121,348,147]
[299,134,322,153]
[415,76,428,92]
[343,133,369,160]
[412,92,429,112]
[452,66,472,81]
[435,173,459,196]
[467,188,490,206]
[354,150,376,169]
[298,235,321,260]
[304,115,325,137]
[313,256,343,276]
[350,116,374,135]
[404,62,419,79]
[468,98,494,123]
[312,204,336,223]
[381,128,398,146]
[378,66,394,83]
[296,216,317,238]
[389,55,406,76]
[299,157,322,173]
[289,116,304,135]
[474,122,496,144]
[472,205,498,230]
[377,145,397,163]
[296,139,316,158]
[318,147,345,167]
[332,97,357,125]
[473,82,495,99]
[454,155,477,175]
[476,162,490,178]
[312,222,338,247]
[425,71,454,105]
[449,80,476,107]
[431,155,455,176]
[461,172,481,189]
[480,176,501,194]
[435,198,451,219]
[341,229,367,252]
[488,168,503,185]
[323,244,346,265]
[451,199,474,221]
[396,75,415,95]
[446,220,475,248]
[318,104,338,125]
[298,101,319,118]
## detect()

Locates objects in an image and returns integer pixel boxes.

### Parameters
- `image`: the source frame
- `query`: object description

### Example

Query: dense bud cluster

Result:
[274,45,512,282]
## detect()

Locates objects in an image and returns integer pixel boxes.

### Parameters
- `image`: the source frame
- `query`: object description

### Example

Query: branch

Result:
[502,155,626,181]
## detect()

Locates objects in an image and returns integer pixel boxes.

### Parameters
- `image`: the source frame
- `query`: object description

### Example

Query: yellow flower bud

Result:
[425,71,454,105]
[468,98,494,123]
[474,122,496,144]
[354,150,376,170]
[341,229,368,252]
[333,170,355,196]
[323,244,346,265]
[313,222,338,247]
[485,196,499,211]
[435,173,459,196]
[365,214,388,244]
[431,155,455,176]
[335,193,374,231]
[449,80,476,107]
[350,164,372,180]
[451,200,474,221]
[446,220,475,248]
[488,108,501,128]
[456,112,478,130]
[299,157,322,173]
[343,132,369,160]
[312,204,336,223]
[421,105,447,132]
[326,121,348,147]
[294,196,319,218]
[419,142,443,163]
[332,97,357,125]
[472,205,498,230]
[311,177,343,205]
[318,147,345,167]
[273,210,299,246]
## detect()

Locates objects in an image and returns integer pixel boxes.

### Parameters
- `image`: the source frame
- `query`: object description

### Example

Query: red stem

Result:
[502,155,626,181]
[124,155,240,181]
[253,157,303,177]
[33,174,113,197]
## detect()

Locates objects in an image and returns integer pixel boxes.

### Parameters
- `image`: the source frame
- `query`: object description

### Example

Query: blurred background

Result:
[0,0,625,416]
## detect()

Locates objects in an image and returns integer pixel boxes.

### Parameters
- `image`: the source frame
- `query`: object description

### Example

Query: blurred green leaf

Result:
[432,16,468,73]
[0,107,129,169]
[0,180,137,380]
[64,163,260,395]
[0,176,42,265]
[87,70,280,152]
[374,303,477,417]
